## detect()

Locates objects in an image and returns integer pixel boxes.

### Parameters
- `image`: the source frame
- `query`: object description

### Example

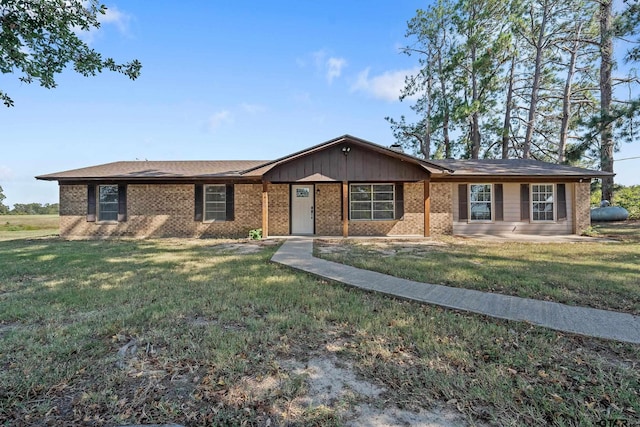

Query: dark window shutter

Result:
[226,184,235,221]
[458,184,468,221]
[87,185,96,222]
[194,184,203,221]
[341,185,344,221]
[117,184,127,222]
[520,184,530,221]
[495,184,504,221]
[395,183,404,220]
[557,184,567,220]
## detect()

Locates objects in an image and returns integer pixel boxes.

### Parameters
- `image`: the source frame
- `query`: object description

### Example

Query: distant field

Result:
[0,214,59,240]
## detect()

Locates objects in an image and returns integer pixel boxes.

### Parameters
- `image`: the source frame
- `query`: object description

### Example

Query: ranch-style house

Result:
[36,135,611,239]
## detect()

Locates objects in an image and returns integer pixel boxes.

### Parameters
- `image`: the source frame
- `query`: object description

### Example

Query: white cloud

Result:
[240,103,266,114]
[312,49,328,67]
[306,49,348,84]
[326,57,347,84]
[351,67,420,102]
[208,110,233,130]
[77,5,132,44]
[99,6,131,35]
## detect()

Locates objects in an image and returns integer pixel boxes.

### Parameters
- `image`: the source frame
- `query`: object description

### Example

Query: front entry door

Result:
[291,184,314,234]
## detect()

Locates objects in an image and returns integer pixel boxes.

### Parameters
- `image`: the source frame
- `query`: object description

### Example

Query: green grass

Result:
[0,214,59,240]
[316,222,640,315]
[0,237,638,426]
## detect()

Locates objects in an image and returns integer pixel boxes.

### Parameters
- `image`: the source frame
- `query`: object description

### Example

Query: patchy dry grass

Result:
[0,215,58,240]
[316,222,640,315]
[0,236,638,426]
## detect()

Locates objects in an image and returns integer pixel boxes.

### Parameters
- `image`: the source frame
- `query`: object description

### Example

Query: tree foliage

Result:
[0,185,8,214]
[391,0,638,200]
[9,202,59,215]
[0,0,141,107]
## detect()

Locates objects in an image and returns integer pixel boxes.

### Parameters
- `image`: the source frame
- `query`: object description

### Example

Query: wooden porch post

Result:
[262,181,269,238]
[572,182,578,234]
[342,181,349,237]
[424,180,431,237]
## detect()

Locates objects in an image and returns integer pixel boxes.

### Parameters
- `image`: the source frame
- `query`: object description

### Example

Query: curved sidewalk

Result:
[272,238,640,344]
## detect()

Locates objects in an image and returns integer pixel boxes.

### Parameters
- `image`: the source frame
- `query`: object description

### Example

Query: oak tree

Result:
[0,0,141,107]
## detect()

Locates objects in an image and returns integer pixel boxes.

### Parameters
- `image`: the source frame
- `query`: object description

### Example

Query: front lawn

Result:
[316,221,640,315]
[0,237,638,426]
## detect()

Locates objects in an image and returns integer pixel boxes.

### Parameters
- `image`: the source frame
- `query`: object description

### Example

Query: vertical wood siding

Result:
[264,143,430,182]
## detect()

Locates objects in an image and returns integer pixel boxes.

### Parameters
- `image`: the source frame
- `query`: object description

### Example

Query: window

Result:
[98,185,119,221]
[87,184,126,223]
[204,185,227,221]
[531,184,554,221]
[194,184,234,222]
[458,184,503,222]
[469,184,492,221]
[350,184,395,220]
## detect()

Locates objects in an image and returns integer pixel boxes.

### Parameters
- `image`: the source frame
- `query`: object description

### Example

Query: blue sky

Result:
[1,1,639,207]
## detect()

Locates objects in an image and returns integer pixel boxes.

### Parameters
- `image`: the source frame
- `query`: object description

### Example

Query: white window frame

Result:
[349,183,395,221]
[204,184,227,222]
[531,183,555,222]
[468,183,493,222]
[98,185,118,222]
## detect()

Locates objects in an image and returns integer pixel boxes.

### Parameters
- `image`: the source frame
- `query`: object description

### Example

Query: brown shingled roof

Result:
[36,160,269,181]
[36,139,613,182]
[429,159,612,178]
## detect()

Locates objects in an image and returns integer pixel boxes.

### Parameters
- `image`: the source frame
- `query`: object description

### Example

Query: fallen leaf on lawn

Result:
[551,393,563,403]
[538,370,548,378]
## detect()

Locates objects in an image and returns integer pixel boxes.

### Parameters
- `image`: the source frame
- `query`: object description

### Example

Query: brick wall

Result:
[574,181,591,234]
[315,183,342,236]
[348,182,425,236]
[59,180,459,239]
[430,182,453,235]
[267,183,289,236]
[59,183,262,238]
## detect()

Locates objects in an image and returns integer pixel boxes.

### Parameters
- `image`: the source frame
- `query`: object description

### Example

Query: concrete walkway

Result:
[271,238,640,344]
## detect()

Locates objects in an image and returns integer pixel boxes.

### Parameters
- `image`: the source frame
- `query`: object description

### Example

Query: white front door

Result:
[291,184,314,234]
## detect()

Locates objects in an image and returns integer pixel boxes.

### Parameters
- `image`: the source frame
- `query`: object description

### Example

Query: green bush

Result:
[613,185,640,220]
[248,228,262,240]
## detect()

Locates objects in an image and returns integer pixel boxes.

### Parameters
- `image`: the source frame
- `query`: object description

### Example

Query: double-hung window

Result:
[469,184,492,221]
[98,185,119,221]
[531,184,554,221]
[350,184,395,220]
[204,185,227,221]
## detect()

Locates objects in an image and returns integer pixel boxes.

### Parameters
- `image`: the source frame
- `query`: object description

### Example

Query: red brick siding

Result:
[267,184,289,236]
[430,182,453,235]
[315,183,342,236]
[59,183,262,238]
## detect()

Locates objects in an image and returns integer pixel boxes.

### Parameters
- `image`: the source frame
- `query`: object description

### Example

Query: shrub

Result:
[248,228,262,240]
[613,185,640,220]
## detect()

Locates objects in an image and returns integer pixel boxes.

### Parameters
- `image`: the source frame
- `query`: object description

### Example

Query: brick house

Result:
[36,135,610,239]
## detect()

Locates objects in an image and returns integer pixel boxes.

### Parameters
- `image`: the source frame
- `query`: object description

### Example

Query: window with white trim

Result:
[98,185,118,221]
[350,184,395,220]
[204,185,227,221]
[469,184,492,221]
[531,184,554,221]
